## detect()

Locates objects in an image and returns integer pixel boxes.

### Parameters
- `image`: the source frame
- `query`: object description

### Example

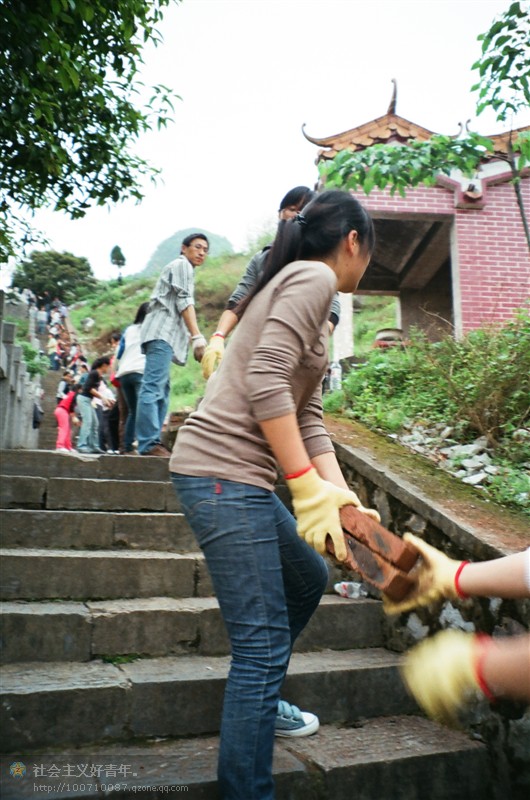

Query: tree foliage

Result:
[472,1,530,123]
[0,0,180,261]
[319,132,498,198]
[11,250,97,302]
[111,244,126,284]
[110,246,126,269]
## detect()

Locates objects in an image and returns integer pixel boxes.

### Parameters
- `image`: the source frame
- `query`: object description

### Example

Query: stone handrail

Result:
[0,290,41,449]
[331,433,529,788]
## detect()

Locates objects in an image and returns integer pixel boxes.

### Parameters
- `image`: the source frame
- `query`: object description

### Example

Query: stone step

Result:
[1,449,170,481]
[0,717,489,800]
[0,649,417,750]
[0,549,213,601]
[0,510,195,551]
[0,595,384,663]
[1,476,179,512]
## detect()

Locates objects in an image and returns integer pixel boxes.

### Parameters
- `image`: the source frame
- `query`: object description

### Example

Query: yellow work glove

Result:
[201,334,225,379]
[384,532,467,615]
[286,466,368,562]
[401,630,493,725]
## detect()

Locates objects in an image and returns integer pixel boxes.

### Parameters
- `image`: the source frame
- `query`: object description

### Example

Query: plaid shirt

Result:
[140,254,195,366]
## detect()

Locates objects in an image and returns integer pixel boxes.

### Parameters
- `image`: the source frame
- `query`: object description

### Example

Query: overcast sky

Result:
[27,0,530,280]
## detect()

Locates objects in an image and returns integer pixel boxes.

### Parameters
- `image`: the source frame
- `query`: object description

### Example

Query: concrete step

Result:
[1,476,179,512]
[0,717,489,800]
[0,509,195,551]
[0,549,213,601]
[1,449,170,481]
[0,595,384,663]
[0,649,417,750]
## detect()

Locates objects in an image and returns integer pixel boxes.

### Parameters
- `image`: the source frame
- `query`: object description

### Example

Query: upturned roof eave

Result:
[302,112,440,149]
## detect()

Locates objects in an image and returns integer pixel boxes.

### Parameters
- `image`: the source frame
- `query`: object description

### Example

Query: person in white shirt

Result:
[115,302,149,454]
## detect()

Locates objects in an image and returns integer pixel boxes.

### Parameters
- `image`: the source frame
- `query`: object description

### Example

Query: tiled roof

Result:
[302,114,530,162]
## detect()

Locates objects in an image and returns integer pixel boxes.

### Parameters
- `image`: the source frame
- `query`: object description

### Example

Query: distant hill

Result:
[138,229,234,276]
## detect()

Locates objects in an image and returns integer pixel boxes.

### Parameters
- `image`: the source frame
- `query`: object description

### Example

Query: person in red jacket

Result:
[54,384,81,452]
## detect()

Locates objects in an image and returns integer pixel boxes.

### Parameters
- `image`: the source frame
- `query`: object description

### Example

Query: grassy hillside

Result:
[354,295,398,354]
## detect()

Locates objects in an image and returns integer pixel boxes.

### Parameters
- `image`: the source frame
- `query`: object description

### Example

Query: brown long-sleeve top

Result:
[170,260,337,491]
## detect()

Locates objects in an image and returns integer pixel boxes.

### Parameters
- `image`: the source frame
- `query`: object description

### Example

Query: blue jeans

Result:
[171,475,328,800]
[120,371,143,451]
[76,395,99,451]
[135,340,172,453]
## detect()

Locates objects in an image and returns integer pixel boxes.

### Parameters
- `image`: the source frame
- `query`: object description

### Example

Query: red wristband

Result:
[474,634,496,703]
[212,331,225,338]
[454,561,470,599]
[284,464,313,480]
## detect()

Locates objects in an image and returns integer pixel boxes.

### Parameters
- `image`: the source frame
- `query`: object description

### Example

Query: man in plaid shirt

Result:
[135,233,209,456]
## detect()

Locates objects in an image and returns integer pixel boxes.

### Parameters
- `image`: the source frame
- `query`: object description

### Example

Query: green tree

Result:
[0,0,180,262]
[319,2,530,249]
[110,245,126,284]
[472,0,530,122]
[11,250,97,302]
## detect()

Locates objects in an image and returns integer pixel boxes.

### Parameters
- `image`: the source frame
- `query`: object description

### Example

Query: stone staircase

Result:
[0,449,491,799]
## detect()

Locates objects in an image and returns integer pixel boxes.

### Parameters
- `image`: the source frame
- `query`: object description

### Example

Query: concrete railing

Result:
[0,290,41,449]
[333,438,530,794]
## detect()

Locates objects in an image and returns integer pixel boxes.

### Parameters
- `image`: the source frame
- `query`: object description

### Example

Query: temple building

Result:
[303,87,530,356]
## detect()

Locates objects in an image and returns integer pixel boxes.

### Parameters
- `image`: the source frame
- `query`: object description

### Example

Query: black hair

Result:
[279,185,316,212]
[90,356,111,370]
[133,301,150,325]
[109,331,121,343]
[181,233,209,249]
[237,190,374,317]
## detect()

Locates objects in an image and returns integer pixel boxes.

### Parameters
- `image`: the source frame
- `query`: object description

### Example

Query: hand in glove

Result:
[191,335,207,364]
[384,532,467,614]
[201,334,225,379]
[401,629,494,725]
[286,466,370,562]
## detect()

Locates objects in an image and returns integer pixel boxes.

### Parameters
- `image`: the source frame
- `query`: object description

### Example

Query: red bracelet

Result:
[212,331,225,338]
[284,464,313,480]
[473,634,496,702]
[454,561,470,599]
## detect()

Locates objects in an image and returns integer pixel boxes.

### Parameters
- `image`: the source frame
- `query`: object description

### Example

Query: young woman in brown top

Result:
[170,190,378,800]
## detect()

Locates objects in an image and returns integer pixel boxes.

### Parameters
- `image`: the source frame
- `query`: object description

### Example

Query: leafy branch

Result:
[0,0,182,261]
[319,132,497,197]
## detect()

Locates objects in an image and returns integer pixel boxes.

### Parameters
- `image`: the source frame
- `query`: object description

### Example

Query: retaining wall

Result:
[0,291,41,449]
[334,439,530,798]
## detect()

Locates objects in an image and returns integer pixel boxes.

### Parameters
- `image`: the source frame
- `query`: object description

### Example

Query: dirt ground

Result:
[324,414,530,553]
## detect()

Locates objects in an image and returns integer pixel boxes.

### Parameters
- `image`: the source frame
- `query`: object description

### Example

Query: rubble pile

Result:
[387,423,529,507]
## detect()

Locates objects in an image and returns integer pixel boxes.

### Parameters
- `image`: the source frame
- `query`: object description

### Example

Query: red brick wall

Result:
[353,184,454,216]
[455,179,530,333]
[350,178,530,336]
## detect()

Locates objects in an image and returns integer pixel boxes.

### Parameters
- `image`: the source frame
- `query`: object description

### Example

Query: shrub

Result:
[21,341,48,376]
[342,306,530,450]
